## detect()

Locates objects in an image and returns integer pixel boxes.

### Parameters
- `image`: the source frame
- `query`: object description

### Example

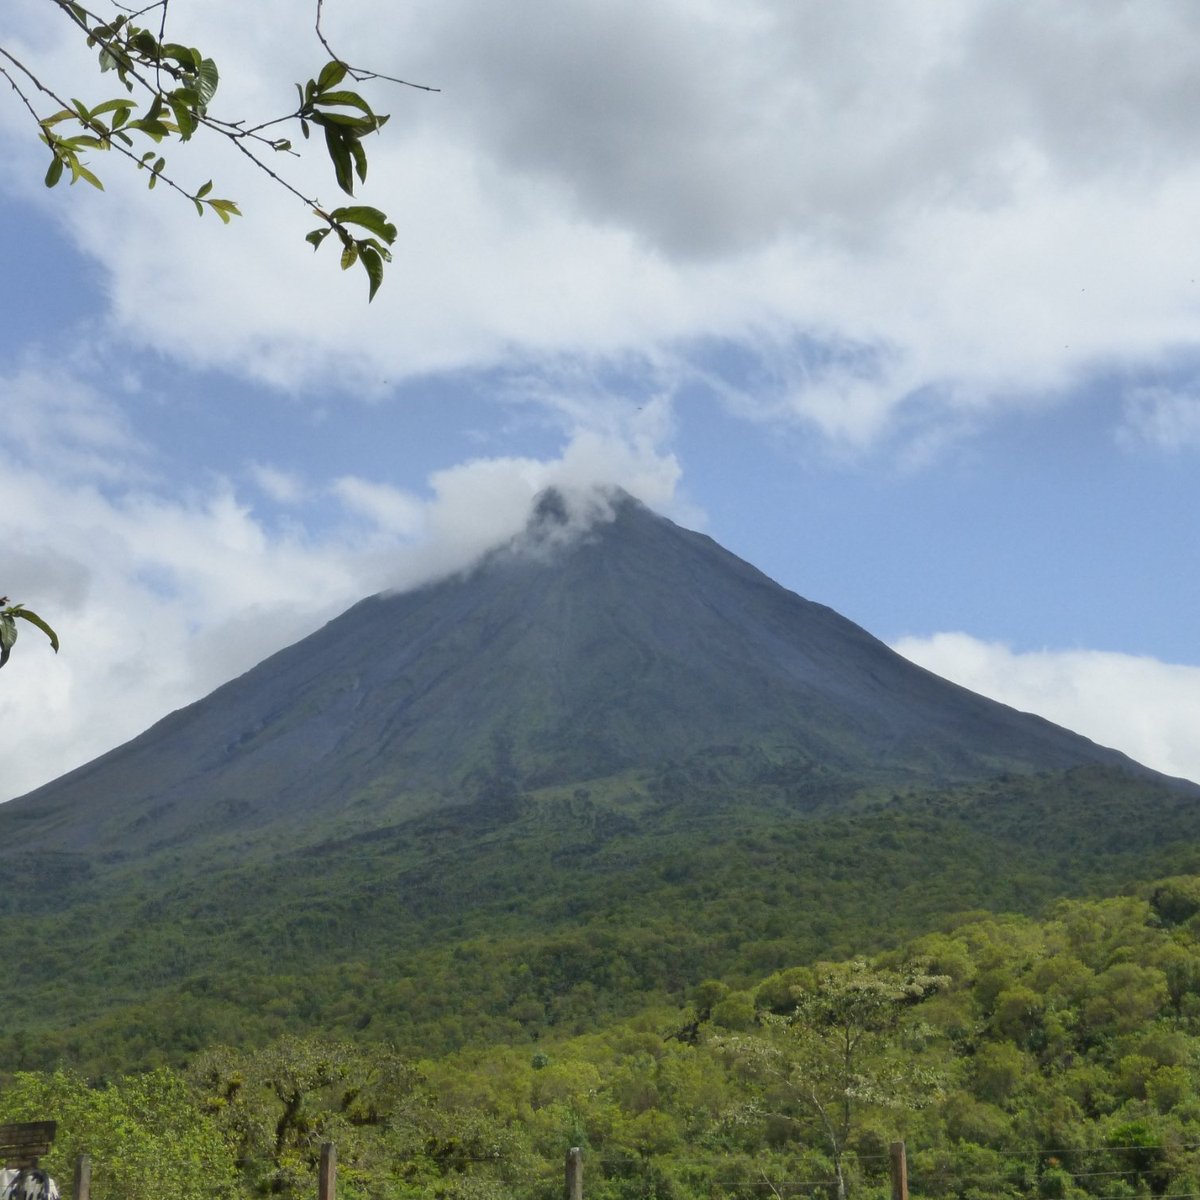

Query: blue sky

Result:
[2,0,1200,797]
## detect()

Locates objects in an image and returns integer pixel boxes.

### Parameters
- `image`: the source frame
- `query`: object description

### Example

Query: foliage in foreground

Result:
[0,1,427,298]
[0,598,59,669]
[8,880,1200,1198]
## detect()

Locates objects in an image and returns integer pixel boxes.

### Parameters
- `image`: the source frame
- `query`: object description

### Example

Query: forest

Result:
[6,876,1200,1199]
[4,763,1198,1080]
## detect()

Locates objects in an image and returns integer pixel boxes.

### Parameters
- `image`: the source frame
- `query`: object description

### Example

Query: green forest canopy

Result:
[7,878,1200,1200]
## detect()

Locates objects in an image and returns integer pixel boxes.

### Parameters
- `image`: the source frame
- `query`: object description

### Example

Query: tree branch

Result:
[4,0,416,297]
[314,0,439,92]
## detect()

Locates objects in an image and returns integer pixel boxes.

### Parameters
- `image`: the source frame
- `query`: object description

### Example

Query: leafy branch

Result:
[0,0,436,299]
[0,598,60,670]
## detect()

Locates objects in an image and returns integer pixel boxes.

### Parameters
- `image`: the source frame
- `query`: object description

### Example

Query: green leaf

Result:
[196,179,213,198]
[360,244,385,301]
[316,60,350,93]
[330,206,397,244]
[340,241,359,271]
[71,161,104,190]
[45,155,64,187]
[324,126,355,195]
[206,198,242,224]
[168,93,197,139]
[0,614,15,669]
[311,90,376,116]
[88,98,133,118]
[12,608,59,654]
[310,110,378,132]
[306,227,332,250]
[356,236,392,260]
[272,139,292,152]
[349,136,368,185]
[161,43,202,74]
[132,29,160,58]
[197,58,219,106]
[126,118,171,142]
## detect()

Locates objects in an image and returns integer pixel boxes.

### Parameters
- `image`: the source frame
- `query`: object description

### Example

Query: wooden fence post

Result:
[565,1146,583,1200]
[889,1140,908,1200]
[318,1142,336,1200]
[73,1154,91,1200]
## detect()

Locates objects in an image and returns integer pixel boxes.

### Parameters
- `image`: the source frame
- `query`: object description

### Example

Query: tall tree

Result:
[729,962,946,1200]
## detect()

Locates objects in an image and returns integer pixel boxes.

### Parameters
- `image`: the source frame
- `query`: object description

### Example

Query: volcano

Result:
[0,487,1166,860]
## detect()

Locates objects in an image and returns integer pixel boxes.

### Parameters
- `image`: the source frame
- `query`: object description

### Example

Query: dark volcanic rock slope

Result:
[0,488,1156,855]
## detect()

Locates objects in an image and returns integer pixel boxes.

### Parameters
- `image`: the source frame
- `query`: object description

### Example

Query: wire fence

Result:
[560,1139,1200,1200]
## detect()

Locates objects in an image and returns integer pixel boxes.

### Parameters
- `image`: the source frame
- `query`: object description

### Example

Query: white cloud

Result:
[250,463,306,505]
[1119,387,1200,451]
[332,477,426,536]
[0,362,146,479]
[893,632,1200,785]
[382,418,688,583]
[8,0,1200,449]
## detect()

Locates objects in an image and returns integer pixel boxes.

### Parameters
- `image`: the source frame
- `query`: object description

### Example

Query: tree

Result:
[0,0,436,299]
[0,597,59,669]
[728,962,946,1200]
[189,1037,531,1198]
[0,1068,239,1200]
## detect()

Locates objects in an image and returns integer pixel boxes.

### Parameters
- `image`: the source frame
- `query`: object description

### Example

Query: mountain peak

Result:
[526,483,641,529]
[507,484,638,562]
[529,486,571,527]
[0,486,1176,857]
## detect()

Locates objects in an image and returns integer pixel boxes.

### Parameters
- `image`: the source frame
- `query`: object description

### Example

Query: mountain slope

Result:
[1,487,1199,1072]
[0,487,1172,859]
